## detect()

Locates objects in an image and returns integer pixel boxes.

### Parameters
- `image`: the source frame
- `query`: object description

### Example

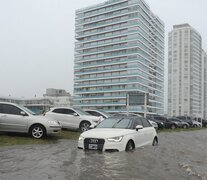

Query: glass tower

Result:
[74,0,164,114]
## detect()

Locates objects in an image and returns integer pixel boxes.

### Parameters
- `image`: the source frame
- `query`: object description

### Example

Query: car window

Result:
[97,118,132,129]
[1,104,22,115]
[52,108,75,115]
[52,109,65,114]
[72,107,90,115]
[64,109,75,115]
[141,117,151,127]
[133,118,143,128]
[0,104,3,113]
[87,111,102,117]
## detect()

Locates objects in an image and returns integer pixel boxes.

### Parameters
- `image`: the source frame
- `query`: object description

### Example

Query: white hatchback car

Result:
[78,115,158,152]
[0,102,61,138]
[45,107,101,132]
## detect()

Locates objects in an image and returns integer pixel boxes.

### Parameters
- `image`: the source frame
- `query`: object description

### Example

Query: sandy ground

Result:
[0,129,207,180]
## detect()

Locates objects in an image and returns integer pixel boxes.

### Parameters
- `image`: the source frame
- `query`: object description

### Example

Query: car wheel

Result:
[30,124,46,139]
[193,124,197,128]
[152,137,158,146]
[125,140,134,151]
[171,124,176,129]
[183,124,187,129]
[80,121,91,132]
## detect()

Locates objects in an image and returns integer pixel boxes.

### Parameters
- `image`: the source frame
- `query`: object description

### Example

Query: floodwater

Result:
[0,129,207,180]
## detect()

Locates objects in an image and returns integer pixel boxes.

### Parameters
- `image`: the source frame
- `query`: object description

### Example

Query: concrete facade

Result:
[74,0,164,115]
[168,24,204,118]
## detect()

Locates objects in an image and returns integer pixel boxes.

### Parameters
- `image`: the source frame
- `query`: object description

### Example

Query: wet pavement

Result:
[0,129,207,180]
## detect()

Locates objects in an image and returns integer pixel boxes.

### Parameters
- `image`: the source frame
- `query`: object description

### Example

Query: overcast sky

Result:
[0,0,207,99]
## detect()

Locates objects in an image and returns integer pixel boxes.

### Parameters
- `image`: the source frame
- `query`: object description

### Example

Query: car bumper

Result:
[78,139,126,152]
[47,126,62,134]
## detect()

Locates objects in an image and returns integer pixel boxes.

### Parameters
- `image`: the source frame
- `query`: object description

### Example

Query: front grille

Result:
[84,138,105,151]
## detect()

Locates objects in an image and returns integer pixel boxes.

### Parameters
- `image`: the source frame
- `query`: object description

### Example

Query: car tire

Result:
[171,124,176,129]
[152,137,158,146]
[183,124,187,129]
[80,121,91,132]
[125,140,134,151]
[193,124,197,128]
[30,124,46,139]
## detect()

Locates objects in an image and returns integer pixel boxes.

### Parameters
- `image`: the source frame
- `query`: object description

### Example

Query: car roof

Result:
[111,114,142,119]
[113,113,142,117]
[0,102,18,106]
[50,106,72,110]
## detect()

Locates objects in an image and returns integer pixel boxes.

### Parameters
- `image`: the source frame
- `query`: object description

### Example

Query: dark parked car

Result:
[167,118,189,128]
[176,116,193,126]
[148,115,177,129]
[147,115,165,129]
[148,119,165,129]
[176,116,202,127]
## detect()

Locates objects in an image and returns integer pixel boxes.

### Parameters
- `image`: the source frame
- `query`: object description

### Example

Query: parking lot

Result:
[0,129,207,180]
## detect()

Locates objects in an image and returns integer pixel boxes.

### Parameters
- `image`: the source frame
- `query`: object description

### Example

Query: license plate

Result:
[88,144,98,150]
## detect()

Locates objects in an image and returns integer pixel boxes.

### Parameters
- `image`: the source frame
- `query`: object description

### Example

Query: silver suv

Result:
[45,107,101,132]
[0,102,61,138]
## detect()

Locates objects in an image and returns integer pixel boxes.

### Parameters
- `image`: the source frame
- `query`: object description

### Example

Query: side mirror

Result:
[73,113,79,116]
[20,111,27,116]
[136,125,143,131]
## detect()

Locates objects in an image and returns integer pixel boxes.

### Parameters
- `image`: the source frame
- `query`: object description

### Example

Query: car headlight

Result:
[79,136,84,141]
[107,136,123,142]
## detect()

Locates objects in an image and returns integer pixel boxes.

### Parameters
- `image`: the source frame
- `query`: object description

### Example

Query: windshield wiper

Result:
[112,118,123,128]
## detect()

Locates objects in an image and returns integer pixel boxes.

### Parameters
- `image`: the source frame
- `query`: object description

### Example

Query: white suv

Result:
[0,102,61,139]
[45,107,101,132]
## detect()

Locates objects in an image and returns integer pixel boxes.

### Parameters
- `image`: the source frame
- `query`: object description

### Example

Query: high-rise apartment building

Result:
[168,24,203,118]
[203,50,207,118]
[74,0,164,114]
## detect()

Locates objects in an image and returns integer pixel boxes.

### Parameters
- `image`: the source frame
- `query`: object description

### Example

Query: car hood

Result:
[80,128,134,138]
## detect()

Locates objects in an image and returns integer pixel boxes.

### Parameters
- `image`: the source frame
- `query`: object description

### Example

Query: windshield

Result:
[73,107,91,116]
[19,105,36,115]
[96,117,132,129]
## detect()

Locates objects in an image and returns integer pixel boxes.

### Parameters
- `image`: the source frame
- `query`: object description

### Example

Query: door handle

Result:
[0,115,7,118]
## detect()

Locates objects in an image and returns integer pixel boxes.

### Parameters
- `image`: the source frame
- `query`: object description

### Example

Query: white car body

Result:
[192,120,202,128]
[78,116,158,152]
[45,107,100,131]
[0,102,61,138]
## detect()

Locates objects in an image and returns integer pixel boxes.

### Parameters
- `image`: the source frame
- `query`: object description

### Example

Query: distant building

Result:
[168,24,204,118]
[0,88,73,114]
[74,0,165,115]
[0,96,53,114]
[203,50,207,118]
[43,88,73,107]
